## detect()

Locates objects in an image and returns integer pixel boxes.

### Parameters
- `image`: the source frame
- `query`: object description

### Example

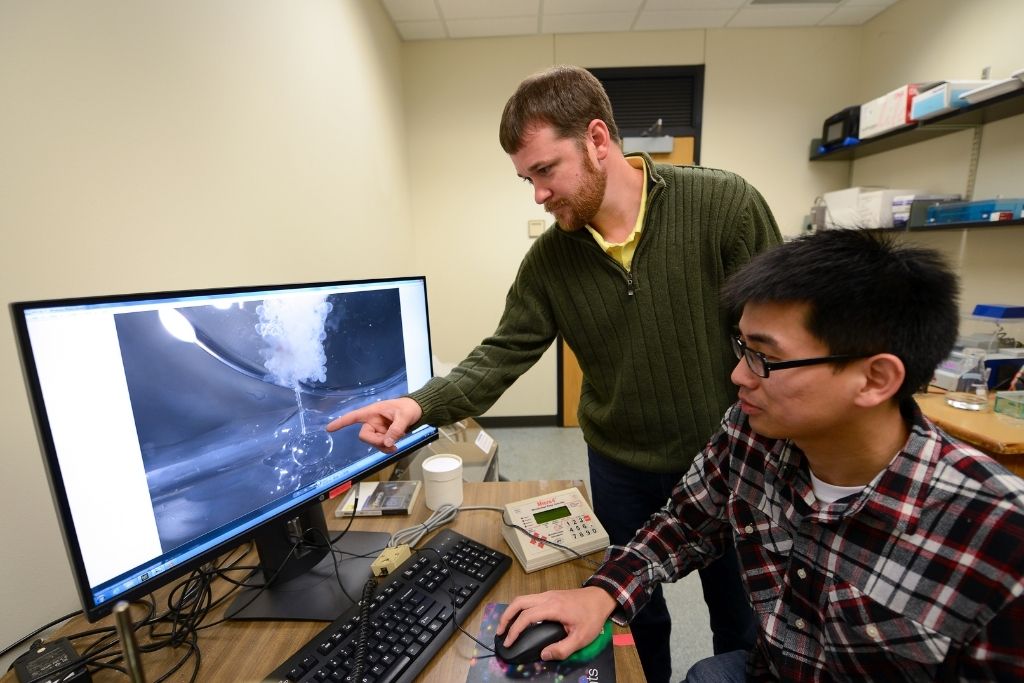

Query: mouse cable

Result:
[381,503,605,656]
[410,545,497,655]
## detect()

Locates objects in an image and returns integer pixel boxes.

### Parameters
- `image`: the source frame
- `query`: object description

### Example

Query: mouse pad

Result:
[466,602,616,682]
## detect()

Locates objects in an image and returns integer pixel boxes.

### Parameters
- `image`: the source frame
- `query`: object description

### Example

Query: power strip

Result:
[370,545,412,577]
[13,638,90,683]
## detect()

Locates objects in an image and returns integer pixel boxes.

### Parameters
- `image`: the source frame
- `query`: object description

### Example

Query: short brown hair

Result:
[499,65,621,154]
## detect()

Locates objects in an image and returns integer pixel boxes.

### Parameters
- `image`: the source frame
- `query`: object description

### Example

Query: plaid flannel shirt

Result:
[585,401,1024,681]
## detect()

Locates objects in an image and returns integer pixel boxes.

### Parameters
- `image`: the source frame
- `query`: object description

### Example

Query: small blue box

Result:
[911,80,990,120]
[973,304,1024,319]
[926,198,1024,224]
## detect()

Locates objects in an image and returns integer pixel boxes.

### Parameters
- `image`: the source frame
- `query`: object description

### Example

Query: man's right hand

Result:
[326,397,423,452]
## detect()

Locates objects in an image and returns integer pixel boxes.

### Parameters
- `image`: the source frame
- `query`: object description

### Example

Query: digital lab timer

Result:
[500,487,610,573]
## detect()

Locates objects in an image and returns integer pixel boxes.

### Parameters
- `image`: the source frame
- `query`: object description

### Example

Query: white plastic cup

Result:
[421,453,463,510]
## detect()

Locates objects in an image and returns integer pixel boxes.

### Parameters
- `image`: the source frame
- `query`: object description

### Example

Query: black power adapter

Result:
[12,638,90,683]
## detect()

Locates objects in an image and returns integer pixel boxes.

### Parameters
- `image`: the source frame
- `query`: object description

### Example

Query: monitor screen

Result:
[11,276,438,621]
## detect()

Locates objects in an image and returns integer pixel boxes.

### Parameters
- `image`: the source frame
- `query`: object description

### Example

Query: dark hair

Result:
[499,65,620,154]
[721,229,960,404]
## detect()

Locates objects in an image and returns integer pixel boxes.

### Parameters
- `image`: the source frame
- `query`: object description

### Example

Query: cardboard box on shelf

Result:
[389,418,500,483]
[859,84,925,139]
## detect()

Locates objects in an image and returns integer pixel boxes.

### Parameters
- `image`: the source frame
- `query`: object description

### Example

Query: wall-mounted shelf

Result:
[810,87,1024,161]
[875,218,1024,233]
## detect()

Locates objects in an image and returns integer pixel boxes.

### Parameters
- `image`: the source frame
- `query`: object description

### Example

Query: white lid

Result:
[422,454,462,481]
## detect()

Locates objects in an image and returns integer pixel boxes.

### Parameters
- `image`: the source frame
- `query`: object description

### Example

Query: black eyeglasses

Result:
[730,335,869,379]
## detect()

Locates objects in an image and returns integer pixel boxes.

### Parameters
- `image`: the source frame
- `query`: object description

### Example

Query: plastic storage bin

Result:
[994,391,1024,419]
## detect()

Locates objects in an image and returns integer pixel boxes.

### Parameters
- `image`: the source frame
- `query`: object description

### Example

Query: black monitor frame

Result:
[11,276,438,622]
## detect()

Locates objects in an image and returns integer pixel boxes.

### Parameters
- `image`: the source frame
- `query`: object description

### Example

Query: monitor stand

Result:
[227,503,389,622]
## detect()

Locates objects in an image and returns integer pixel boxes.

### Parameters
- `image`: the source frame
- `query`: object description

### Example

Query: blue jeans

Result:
[588,448,756,683]
[683,650,748,683]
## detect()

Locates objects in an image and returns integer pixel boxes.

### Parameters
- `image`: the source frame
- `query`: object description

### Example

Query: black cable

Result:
[412,546,498,655]
[350,577,378,680]
[499,517,603,569]
[205,505,374,629]
[0,609,81,661]
[330,490,359,544]
[13,536,278,683]
[304,526,358,606]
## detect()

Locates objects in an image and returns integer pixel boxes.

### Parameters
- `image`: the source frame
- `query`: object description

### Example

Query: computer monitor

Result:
[11,276,439,622]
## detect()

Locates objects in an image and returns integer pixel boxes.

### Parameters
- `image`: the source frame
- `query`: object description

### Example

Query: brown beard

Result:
[548,152,606,232]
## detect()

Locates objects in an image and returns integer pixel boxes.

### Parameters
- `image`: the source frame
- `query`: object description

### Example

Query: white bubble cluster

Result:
[256,294,333,389]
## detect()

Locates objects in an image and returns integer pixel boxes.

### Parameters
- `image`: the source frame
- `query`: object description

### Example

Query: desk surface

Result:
[4,480,645,683]
[917,392,1024,476]
[917,393,1024,455]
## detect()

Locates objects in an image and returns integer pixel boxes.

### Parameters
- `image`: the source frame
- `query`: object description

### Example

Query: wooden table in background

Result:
[3,480,645,682]
[917,392,1024,476]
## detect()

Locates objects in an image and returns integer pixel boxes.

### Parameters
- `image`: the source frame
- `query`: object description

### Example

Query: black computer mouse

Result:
[494,620,569,665]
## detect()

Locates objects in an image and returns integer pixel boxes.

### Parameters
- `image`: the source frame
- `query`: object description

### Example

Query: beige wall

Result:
[0,0,409,660]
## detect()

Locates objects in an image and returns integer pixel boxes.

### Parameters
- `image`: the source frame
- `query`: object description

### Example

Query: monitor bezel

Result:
[10,275,438,621]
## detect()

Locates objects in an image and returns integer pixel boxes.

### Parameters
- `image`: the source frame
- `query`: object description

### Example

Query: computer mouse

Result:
[494,620,569,665]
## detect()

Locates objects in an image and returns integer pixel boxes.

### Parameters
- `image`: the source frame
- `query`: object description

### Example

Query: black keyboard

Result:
[264,529,512,683]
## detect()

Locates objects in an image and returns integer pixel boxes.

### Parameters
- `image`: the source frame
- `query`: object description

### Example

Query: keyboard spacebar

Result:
[376,654,412,683]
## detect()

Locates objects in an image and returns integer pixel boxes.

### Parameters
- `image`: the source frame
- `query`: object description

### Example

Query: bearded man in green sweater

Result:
[328,64,782,683]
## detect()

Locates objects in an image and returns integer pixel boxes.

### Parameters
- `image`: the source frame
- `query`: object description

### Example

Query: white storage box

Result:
[911,80,990,120]
[823,187,881,229]
[857,189,922,229]
[859,84,921,139]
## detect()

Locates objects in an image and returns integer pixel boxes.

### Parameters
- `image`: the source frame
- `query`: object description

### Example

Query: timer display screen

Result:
[533,505,572,525]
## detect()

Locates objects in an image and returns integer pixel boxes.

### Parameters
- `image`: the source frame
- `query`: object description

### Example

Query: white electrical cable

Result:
[387,504,505,548]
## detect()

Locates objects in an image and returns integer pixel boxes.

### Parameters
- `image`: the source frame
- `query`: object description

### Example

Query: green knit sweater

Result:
[410,154,782,474]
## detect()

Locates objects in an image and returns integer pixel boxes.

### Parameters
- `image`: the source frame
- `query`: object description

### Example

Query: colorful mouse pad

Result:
[465,603,616,682]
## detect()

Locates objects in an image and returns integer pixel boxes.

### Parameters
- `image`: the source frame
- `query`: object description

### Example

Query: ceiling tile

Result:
[819,5,888,25]
[445,16,539,39]
[644,0,745,9]
[728,6,836,27]
[842,0,897,6]
[545,0,643,13]
[396,20,448,40]
[382,0,440,22]
[439,0,539,20]
[542,12,637,34]
[634,9,735,30]
[381,0,901,40]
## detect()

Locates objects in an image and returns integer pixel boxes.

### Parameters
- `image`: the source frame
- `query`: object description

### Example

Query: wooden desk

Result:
[917,393,1024,476]
[3,480,644,683]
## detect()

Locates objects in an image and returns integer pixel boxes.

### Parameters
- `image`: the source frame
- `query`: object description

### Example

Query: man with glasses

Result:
[497,229,1024,681]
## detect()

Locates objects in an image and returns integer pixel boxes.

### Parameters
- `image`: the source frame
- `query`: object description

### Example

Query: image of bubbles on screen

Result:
[115,289,408,554]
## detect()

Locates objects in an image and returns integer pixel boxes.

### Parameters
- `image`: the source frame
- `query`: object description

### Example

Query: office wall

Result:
[849,0,1024,313]
[0,0,409,660]
[404,27,861,418]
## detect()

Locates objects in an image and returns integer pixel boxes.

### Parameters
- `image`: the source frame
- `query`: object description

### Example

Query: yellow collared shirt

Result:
[585,156,648,272]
